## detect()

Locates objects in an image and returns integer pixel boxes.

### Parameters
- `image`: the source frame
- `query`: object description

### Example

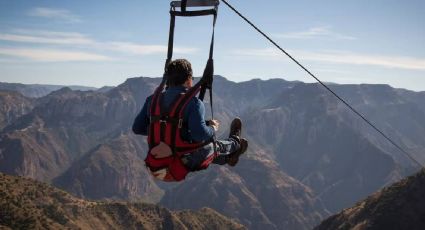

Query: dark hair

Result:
[166,59,193,86]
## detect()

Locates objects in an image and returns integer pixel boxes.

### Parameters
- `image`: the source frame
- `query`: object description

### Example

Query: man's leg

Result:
[182,139,239,169]
[182,143,215,171]
[183,118,248,169]
[223,118,248,166]
[213,117,248,166]
[212,137,240,165]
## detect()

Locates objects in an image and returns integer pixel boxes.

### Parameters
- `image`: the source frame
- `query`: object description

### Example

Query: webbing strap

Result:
[149,80,166,148]
[166,3,217,117]
[181,0,187,12]
[171,9,217,17]
[165,14,176,71]
[158,95,166,142]
[166,6,217,70]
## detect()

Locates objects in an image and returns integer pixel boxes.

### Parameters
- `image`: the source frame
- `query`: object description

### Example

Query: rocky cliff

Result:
[0,90,34,130]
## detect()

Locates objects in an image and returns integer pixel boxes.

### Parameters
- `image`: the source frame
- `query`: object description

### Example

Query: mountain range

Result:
[0,76,424,229]
[0,82,98,98]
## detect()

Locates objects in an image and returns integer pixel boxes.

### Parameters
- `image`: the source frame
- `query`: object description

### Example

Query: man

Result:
[132,59,248,175]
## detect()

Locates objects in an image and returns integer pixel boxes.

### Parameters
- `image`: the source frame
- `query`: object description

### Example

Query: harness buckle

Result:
[159,116,169,124]
[178,119,183,128]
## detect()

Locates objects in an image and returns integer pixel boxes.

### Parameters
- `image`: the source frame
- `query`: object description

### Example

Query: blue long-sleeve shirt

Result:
[132,86,214,143]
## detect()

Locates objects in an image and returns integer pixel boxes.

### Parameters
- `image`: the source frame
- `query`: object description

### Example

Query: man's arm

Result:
[187,98,215,142]
[132,96,151,136]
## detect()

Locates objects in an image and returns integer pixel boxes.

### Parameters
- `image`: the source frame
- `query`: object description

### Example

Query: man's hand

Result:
[208,119,220,131]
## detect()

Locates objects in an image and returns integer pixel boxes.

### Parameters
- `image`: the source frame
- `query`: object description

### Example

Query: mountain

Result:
[0,78,164,203]
[54,133,163,203]
[0,88,127,181]
[330,84,425,167]
[0,82,97,98]
[0,90,34,130]
[314,169,425,230]
[0,78,157,182]
[161,149,329,230]
[0,172,245,230]
[242,82,424,212]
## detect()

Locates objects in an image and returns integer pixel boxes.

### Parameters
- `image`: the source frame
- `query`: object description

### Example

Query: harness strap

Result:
[166,3,217,106]
[198,11,216,119]
[158,95,167,142]
[165,15,176,71]
[149,80,166,148]
[181,0,187,12]
[171,9,217,17]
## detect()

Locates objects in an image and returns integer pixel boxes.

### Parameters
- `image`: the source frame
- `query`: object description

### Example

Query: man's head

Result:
[166,59,193,87]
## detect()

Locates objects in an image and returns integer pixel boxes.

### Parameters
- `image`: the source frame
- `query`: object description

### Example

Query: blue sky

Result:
[0,0,424,91]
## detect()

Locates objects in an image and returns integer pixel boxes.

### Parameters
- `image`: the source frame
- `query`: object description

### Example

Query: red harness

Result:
[144,82,216,182]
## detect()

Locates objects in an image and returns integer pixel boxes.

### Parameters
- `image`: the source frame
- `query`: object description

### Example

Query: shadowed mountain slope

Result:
[314,169,425,230]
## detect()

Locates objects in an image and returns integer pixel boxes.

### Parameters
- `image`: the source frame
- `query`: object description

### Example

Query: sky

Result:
[0,0,424,91]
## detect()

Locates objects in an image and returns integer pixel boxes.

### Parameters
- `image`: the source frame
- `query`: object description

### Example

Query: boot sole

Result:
[229,117,242,138]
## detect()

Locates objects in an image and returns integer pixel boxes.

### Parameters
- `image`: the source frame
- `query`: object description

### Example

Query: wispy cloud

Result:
[28,7,82,23]
[274,26,356,40]
[299,51,425,70]
[232,48,425,70]
[107,42,198,55]
[0,47,111,62]
[0,30,198,58]
[0,31,94,45]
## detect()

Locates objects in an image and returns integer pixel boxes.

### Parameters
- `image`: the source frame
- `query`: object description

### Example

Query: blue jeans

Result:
[183,137,239,171]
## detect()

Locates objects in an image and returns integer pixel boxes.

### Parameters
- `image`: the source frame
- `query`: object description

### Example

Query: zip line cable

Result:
[221,0,424,169]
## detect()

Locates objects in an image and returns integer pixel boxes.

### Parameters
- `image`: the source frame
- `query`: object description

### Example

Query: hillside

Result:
[314,169,425,230]
[0,172,245,230]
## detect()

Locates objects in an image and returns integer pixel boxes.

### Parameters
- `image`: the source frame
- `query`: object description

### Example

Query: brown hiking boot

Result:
[229,117,242,138]
[226,138,248,167]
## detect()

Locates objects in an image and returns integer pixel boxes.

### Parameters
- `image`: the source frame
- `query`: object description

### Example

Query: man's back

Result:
[132,86,214,143]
